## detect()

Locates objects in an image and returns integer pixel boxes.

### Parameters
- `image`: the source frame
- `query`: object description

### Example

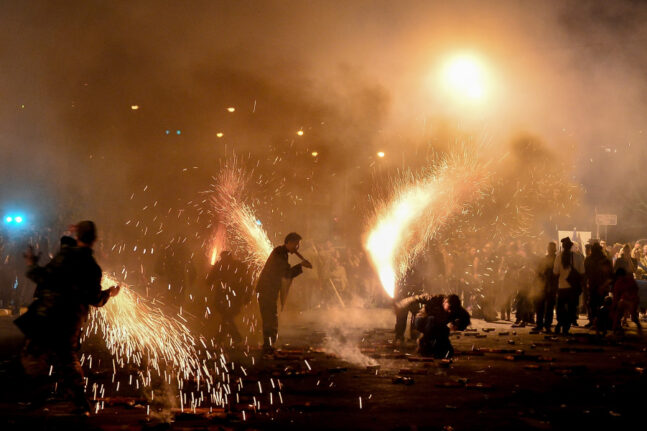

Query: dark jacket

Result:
[538,254,559,295]
[16,245,110,345]
[256,245,303,302]
[207,253,253,312]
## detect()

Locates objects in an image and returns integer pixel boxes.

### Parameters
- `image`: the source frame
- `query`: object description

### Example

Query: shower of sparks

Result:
[364,149,489,298]
[89,274,203,380]
[211,160,273,275]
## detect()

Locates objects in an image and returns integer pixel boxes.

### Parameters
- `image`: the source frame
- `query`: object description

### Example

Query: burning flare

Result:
[364,150,489,298]
[211,160,272,274]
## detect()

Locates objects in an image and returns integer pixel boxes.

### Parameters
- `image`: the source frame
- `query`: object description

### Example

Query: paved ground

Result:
[1,308,646,430]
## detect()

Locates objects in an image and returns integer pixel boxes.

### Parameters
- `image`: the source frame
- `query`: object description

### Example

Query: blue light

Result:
[176,130,181,135]
[255,219,262,226]
[165,130,170,135]
[15,216,23,223]
[5,216,12,223]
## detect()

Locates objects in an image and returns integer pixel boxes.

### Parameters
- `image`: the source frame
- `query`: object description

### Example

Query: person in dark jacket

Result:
[18,221,120,414]
[585,243,613,327]
[206,250,253,342]
[534,242,559,333]
[612,268,642,335]
[256,232,312,354]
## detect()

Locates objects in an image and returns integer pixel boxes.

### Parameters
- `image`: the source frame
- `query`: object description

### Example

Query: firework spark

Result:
[89,275,203,380]
[364,150,489,298]
[211,160,272,274]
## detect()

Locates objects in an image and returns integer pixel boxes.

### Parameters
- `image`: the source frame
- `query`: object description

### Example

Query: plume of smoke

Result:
[316,301,378,367]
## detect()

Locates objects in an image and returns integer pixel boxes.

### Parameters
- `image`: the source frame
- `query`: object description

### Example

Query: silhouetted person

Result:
[553,237,584,335]
[534,242,558,333]
[585,243,612,327]
[206,251,253,343]
[612,268,642,335]
[17,221,120,414]
[256,232,312,354]
[398,293,470,358]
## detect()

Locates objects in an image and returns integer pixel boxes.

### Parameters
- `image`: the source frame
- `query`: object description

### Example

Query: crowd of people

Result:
[388,236,646,338]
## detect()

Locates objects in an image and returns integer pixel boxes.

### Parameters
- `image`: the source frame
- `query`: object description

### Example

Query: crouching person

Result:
[396,294,470,358]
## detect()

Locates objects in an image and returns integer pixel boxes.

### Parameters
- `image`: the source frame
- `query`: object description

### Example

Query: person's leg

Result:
[259,295,278,351]
[545,293,556,331]
[414,316,433,356]
[394,307,408,342]
[570,290,581,327]
[589,291,600,327]
[20,339,52,408]
[56,347,89,413]
[433,326,453,358]
[556,289,568,334]
[535,294,546,330]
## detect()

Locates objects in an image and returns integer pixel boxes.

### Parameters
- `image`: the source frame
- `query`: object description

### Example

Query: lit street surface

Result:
[1,310,645,430]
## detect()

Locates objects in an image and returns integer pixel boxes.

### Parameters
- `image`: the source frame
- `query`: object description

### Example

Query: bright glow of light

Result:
[216,132,224,138]
[442,54,488,101]
[5,217,12,223]
[311,151,318,157]
[227,107,235,113]
[131,105,139,110]
[365,150,489,297]
[208,223,226,265]
[15,216,23,223]
[377,151,385,158]
[297,130,304,136]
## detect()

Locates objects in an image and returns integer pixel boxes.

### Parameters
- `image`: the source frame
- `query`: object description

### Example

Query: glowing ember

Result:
[364,150,489,297]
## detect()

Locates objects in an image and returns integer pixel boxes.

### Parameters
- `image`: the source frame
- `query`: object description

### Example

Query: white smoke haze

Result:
[320,307,379,367]
[2,0,647,241]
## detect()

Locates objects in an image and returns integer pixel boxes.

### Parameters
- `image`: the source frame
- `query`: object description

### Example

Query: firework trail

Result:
[210,159,273,275]
[364,149,489,298]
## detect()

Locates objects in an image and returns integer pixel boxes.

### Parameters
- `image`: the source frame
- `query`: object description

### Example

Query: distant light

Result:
[165,130,171,135]
[311,151,318,157]
[15,216,23,223]
[377,151,385,158]
[227,107,236,113]
[255,219,262,226]
[176,130,181,135]
[131,105,139,110]
[216,132,224,138]
[20,104,25,109]
[297,130,304,136]
[441,53,488,101]
[5,216,12,223]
